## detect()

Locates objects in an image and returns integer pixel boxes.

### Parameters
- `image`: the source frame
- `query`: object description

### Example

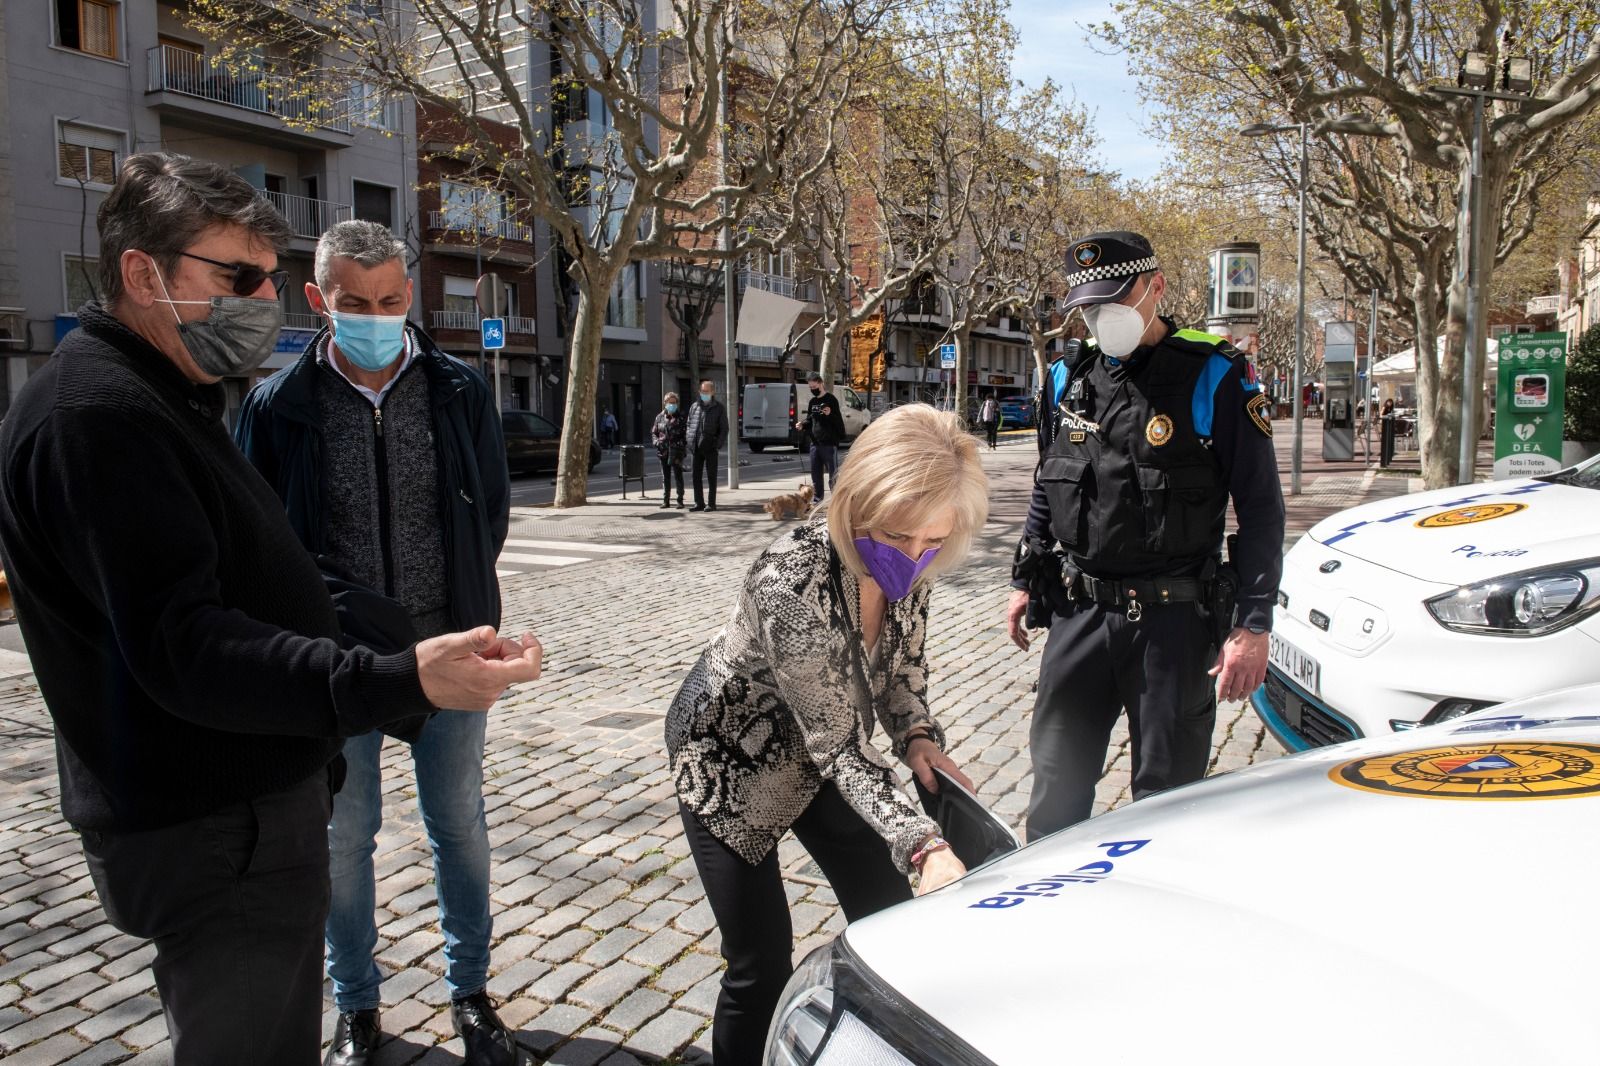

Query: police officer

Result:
[1007,231,1284,839]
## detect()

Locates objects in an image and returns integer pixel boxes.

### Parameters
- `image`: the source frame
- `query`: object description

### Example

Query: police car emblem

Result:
[1330,742,1600,800]
[1416,503,1527,529]
[1074,242,1101,268]
[1145,414,1174,447]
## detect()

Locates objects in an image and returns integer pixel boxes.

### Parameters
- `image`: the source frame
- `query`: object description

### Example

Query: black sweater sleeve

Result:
[1208,361,1286,631]
[27,407,433,737]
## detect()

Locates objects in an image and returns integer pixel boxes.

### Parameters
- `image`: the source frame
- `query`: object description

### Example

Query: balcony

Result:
[261,190,352,240]
[146,45,353,149]
[426,210,535,245]
[738,268,816,304]
[430,310,536,335]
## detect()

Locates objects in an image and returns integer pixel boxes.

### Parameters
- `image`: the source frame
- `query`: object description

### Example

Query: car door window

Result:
[501,413,533,437]
[844,388,861,409]
[527,413,559,438]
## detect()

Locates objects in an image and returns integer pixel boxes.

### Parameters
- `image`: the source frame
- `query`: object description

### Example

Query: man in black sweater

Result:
[796,370,848,503]
[0,153,543,1066]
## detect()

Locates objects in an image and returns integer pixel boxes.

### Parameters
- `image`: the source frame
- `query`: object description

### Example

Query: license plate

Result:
[1269,633,1321,698]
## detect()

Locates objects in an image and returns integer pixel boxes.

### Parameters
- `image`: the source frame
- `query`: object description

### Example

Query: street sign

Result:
[481,318,506,350]
[474,273,508,317]
[1494,330,1567,479]
[939,342,957,369]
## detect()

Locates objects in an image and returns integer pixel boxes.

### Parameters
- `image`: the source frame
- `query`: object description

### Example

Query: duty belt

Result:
[1064,570,1210,622]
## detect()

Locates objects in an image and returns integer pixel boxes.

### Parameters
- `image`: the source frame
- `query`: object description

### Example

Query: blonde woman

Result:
[666,404,988,1063]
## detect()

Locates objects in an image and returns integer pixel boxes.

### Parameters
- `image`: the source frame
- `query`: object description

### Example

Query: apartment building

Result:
[1556,190,1600,343]
[0,1,421,422]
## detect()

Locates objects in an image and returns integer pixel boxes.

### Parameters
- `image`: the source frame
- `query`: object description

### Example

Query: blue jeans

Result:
[325,711,491,1011]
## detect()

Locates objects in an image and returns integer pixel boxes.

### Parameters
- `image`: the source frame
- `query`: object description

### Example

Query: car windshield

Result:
[1537,454,1600,490]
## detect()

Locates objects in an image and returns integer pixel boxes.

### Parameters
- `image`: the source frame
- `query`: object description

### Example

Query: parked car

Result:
[765,687,1600,1064]
[740,382,871,452]
[500,409,600,475]
[1253,455,1600,750]
[996,394,1034,428]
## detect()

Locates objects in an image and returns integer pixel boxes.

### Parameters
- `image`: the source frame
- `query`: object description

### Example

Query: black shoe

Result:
[676,499,685,508]
[325,1009,380,1066]
[690,504,706,511]
[660,500,671,508]
[706,504,717,512]
[451,992,520,1066]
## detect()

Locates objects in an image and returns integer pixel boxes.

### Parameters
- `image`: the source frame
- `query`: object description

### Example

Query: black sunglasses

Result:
[179,251,290,297]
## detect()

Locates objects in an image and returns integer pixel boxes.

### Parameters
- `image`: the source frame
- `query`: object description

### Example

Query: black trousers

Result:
[681,783,911,1064]
[984,421,999,448]
[693,447,719,507]
[808,443,837,501]
[80,772,335,1066]
[660,458,684,503]
[1026,599,1217,840]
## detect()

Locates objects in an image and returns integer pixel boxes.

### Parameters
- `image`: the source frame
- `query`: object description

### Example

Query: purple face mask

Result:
[853,536,940,601]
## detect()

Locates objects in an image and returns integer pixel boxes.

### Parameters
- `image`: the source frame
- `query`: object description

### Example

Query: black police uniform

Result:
[1015,318,1284,838]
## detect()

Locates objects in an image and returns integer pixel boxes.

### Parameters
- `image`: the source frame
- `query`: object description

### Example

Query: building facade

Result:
[1,0,418,423]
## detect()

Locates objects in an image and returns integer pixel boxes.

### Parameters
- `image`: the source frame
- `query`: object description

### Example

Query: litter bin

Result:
[619,444,647,498]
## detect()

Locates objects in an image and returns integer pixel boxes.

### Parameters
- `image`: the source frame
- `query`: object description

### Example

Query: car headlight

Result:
[1425,560,1600,636]
[765,938,994,1066]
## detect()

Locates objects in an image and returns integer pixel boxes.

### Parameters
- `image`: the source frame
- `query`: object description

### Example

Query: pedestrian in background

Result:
[1008,230,1284,840]
[686,378,728,512]
[667,404,986,1063]
[599,406,619,449]
[236,220,521,1066]
[979,394,1000,450]
[0,153,541,1066]
[796,370,846,502]
[652,391,688,509]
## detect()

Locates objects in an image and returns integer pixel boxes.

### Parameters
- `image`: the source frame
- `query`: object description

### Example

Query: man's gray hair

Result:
[96,152,292,307]
[314,220,409,291]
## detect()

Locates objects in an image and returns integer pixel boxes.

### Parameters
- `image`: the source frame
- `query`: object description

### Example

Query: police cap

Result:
[1062,231,1160,310]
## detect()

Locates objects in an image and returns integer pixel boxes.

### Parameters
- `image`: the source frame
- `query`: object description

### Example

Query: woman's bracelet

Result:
[910,835,950,870]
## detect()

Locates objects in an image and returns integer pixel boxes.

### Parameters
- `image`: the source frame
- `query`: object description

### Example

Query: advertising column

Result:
[1493,330,1567,479]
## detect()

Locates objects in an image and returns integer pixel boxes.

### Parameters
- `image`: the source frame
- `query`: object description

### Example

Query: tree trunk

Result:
[816,318,846,385]
[952,324,973,423]
[554,291,607,508]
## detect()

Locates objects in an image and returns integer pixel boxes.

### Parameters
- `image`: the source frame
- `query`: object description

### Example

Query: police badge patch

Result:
[1247,393,1272,437]
[1145,414,1174,447]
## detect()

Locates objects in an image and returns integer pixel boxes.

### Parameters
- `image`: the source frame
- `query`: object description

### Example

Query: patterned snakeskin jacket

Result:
[666,517,944,872]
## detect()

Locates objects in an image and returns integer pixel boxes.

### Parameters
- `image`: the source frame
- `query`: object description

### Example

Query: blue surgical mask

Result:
[666,403,679,414]
[700,392,713,404]
[329,310,408,372]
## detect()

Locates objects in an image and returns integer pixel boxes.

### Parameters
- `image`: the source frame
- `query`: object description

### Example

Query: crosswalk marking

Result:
[502,538,646,555]
[498,551,587,567]
[495,538,652,579]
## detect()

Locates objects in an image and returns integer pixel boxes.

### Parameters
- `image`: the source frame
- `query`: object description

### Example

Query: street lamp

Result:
[1241,120,1309,496]
[1427,47,1534,484]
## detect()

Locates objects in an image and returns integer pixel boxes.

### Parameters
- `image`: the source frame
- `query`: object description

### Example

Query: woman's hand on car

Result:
[905,736,973,793]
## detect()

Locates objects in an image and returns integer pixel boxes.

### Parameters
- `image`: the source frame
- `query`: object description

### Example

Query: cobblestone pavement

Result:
[0,426,1406,1064]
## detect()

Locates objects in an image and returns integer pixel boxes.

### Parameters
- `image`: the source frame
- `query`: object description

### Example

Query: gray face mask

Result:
[154,266,283,377]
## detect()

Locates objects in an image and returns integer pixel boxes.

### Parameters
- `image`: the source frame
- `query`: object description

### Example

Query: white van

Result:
[740,382,872,452]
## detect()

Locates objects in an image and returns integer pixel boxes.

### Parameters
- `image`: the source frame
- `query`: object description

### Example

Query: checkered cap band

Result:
[1065,255,1159,289]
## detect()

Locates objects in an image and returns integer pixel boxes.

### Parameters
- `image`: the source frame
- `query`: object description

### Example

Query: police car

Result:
[764,686,1600,1064]
[1253,456,1600,750]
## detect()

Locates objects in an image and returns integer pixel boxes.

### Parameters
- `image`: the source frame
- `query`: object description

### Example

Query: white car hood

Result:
[844,690,1600,1063]
[1304,476,1598,584]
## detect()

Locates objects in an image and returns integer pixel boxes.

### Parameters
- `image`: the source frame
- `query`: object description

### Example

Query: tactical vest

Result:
[1038,333,1229,576]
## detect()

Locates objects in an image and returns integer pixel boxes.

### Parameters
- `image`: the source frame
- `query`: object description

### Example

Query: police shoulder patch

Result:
[1247,393,1272,437]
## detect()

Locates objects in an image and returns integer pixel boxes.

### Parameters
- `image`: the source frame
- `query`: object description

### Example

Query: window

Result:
[352,181,393,228]
[349,81,399,131]
[57,122,122,188]
[56,0,119,59]
[63,255,100,310]
[443,276,478,316]
[441,180,506,231]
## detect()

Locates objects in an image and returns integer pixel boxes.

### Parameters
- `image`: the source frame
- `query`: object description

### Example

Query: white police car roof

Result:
[844,684,1600,1063]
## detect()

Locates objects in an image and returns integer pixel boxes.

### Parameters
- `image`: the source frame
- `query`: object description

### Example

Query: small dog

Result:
[763,483,814,521]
